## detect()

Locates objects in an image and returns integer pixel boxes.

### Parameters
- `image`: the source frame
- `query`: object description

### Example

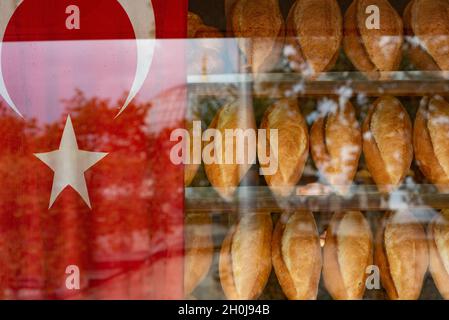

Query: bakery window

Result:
[185,0,449,300]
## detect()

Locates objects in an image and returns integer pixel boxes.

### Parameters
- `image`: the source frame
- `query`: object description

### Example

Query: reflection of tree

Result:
[0,88,184,299]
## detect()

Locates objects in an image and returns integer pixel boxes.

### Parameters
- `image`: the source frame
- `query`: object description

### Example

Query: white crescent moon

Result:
[116,0,156,117]
[0,0,156,118]
[0,0,24,117]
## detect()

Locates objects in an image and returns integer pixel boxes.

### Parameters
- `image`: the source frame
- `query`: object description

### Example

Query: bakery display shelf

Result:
[187,71,449,97]
[185,185,449,213]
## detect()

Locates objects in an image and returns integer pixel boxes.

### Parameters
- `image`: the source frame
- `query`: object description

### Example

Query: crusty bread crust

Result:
[259,99,308,197]
[343,1,377,74]
[414,96,449,192]
[343,0,403,78]
[204,101,256,201]
[272,212,322,300]
[219,213,272,300]
[229,0,285,74]
[285,0,342,75]
[403,0,440,71]
[375,211,429,300]
[362,96,413,193]
[411,0,449,71]
[323,211,373,300]
[310,99,362,195]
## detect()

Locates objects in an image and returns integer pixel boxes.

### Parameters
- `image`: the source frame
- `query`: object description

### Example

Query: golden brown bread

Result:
[414,96,449,192]
[362,96,413,193]
[404,0,449,71]
[229,0,285,74]
[184,213,214,297]
[310,99,362,195]
[343,0,403,78]
[258,99,309,197]
[188,12,224,75]
[185,120,200,187]
[219,213,272,300]
[428,209,449,299]
[272,211,322,300]
[204,100,256,201]
[403,0,440,71]
[323,211,373,300]
[285,0,342,76]
[375,210,429,300]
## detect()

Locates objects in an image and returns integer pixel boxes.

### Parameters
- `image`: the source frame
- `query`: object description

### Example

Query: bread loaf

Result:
[323,211,373,300]
[258,99,309,197]
[228,0,285,74]
[219,213,272,300]
[428,209,449,299]
[204,100,256,201]
[375,210,429,300]
[285,0,342,76]
[343,0,403,78]
[184,213,214,297]
[362,96,413,193]
[404,0,449,71]
[272,211,322,300]
[310,99,362,195]
[414,96,449,192]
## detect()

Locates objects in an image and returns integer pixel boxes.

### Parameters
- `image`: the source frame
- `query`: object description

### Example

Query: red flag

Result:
[0,0,186,299]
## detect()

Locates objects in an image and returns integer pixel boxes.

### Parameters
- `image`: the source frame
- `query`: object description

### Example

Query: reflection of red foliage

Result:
[0,88,184,299]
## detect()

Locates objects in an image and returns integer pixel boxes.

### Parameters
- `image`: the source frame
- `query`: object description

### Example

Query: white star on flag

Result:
[34,115,108,209]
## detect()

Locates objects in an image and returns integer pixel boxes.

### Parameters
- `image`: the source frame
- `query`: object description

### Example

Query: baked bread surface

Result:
[219,213,273,300]
[310,99,362,194]
[272,211,322,300]
[285,0,342,75]
[410,0,449,70]
[362,96,413,193]
[375,211,429,300]
[414,96,449,192]
[259,99,309,197]
[323,211,373,300]
[204,100,256,201]
[343,0,403,77]
[230,0,285,74]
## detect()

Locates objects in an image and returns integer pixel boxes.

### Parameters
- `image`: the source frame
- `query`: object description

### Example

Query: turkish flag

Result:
[0,0,186,299]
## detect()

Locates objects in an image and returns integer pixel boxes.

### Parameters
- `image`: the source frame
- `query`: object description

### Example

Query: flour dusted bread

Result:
[310,99,362,195]
[414,96,449,192]
[375,210,429,300]
[428,209,449,299]
[258,99,308,197]
[188,12,224,75]
[219,213,272,300]
[323,211,373,300]
[362,96,413,193]
[343,0,403,78]
[228,0,285,74]
[272,211,322,300]
[184,213,214,297]
[404,0,449,71]
[204,100,256,201]
[285,0,342,76]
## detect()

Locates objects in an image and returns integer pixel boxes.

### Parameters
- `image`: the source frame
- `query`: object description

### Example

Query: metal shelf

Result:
[185,185,449,213]
[187,71,449,97]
